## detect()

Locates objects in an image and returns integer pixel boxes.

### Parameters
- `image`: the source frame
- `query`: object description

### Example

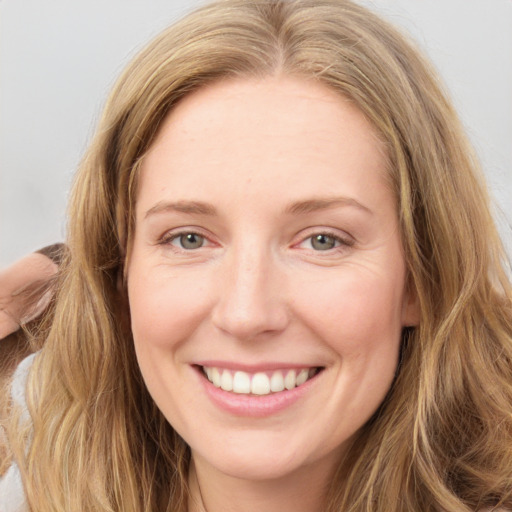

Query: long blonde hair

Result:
[7,1,512,510]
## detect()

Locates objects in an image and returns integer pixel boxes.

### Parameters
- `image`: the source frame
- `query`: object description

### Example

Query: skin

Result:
[0,253,57,339]
[127,76,419,512]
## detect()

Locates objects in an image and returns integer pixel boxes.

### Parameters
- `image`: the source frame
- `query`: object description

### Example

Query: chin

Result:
[208,457,304,482]
[193,437,331,483]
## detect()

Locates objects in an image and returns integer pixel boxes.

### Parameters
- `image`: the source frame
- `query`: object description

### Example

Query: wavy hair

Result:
[7,1,512,510]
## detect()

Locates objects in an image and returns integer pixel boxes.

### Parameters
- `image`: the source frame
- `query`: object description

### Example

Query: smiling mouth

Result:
[200,366,322,396]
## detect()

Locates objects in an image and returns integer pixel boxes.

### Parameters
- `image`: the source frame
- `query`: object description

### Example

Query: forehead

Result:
[137,76,391,215]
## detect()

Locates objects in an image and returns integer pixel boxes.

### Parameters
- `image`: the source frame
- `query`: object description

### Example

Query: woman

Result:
[2,0,512,510]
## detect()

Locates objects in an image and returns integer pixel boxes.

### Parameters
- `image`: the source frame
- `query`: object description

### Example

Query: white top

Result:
[0,353,35,512]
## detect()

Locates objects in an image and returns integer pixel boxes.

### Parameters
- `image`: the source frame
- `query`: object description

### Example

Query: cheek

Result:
[127,267,211,425]
[295,268,405,358]
[128,266,212,350]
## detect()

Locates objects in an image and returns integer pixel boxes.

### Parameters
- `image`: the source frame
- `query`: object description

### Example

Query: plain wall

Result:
[1,0,511,266]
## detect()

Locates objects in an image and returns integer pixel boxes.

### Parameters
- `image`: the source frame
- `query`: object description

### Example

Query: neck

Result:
[187,454,336,512]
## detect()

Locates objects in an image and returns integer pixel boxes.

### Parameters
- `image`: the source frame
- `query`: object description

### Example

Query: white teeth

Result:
[233,371,251,394]
[251,372,270,395]
[203,366,318,395]
[284,370,296,390]
[220,370,233,391]
[270,371,285,392]
[296,369,309,386]
[211,367,221,388]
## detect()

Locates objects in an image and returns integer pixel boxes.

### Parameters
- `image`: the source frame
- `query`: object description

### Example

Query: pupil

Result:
[181,233,203,249]
[312,234,335,250]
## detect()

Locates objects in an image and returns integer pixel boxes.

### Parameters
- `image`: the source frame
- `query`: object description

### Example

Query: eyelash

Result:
[158,228,354,255]
[158,229,211,251]
[296,230,354,252]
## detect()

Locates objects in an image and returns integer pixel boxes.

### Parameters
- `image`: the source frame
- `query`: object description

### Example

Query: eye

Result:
[309,233,339,251]
[170,232,206,250]
[296,231,353,252]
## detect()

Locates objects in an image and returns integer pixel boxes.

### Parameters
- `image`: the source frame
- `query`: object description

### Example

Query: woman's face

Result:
[127,77,418,483]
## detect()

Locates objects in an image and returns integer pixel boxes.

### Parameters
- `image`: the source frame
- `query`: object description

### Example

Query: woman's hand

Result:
[0,251,59,340]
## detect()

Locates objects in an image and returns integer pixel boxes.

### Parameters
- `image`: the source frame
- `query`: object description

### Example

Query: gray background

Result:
[1,0,511,267]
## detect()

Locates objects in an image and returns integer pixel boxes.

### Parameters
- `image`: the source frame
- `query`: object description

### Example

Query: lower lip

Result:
[195,367,321,418]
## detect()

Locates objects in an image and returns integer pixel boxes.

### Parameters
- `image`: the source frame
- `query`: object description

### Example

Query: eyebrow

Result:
[144,200,217,219]
[144,196,373,220]
[285,197,373,216]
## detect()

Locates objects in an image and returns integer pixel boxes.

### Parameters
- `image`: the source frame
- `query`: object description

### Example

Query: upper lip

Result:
[194,361,323,372]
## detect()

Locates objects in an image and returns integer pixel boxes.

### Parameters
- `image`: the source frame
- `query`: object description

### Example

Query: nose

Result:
[211,244,290,341]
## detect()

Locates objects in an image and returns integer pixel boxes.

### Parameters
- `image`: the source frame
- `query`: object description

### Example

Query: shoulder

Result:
[0,352,36,512]
[0,463,26,511]
[10,352,37,412]
[0,349,35,465]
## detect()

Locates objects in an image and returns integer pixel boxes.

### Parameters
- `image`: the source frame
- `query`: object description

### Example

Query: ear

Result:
[401,277,420,327]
